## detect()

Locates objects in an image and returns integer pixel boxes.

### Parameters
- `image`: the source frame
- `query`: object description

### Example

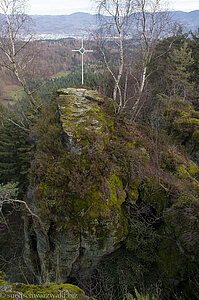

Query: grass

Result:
[0,85,26,105]
[0,70,70,106]
[51,70,70,78]
[2,86,25,101]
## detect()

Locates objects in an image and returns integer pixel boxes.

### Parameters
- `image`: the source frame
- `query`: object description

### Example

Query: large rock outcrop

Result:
[23,88,199,298]
[24,88,128,283]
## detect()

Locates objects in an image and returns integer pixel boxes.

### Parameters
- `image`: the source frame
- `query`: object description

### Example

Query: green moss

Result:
[191,111,199,119]
[134,288,156,300]
[140,177,170,211]
[88,171,125,219]
[189,161,199,178]
[176,163,199,183]
[96,96,104,102]
[0,270,95,299]
[176,164,190,179]
[192,130,199,142]
[28,88,199,293]
[58,90,113,150]
[187,117,199,126]
[117,211,129,240]
[0,271,7,286]
[72,185,102,219]
[173,116,199,137]
[0,281,95,300]
[69,170,126,223]
[0,271,96,299]
[107,170,126,205]
[128,178,140,201]
[39,181,50,190]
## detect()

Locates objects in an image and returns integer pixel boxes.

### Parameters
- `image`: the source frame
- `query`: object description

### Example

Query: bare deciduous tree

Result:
[0,182,49,252]
[95,0,173,116]
[0,0,40,109]
[96,0,135,113]
[130,0,172,119]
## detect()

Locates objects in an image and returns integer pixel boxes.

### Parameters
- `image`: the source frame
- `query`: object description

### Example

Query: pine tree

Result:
[0,121,33,195]
[168,41,194,100]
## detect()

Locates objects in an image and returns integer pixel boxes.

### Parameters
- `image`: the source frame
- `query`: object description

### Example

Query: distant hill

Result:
[30,11,199,38]
[172,10,199,30]
[31,12,99,37]
[1,11,198,39]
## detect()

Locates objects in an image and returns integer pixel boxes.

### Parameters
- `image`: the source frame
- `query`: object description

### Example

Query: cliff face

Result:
[24,88,199,297]
[24,88,129,282]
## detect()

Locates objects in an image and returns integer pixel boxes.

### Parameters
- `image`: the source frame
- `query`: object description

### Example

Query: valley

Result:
[0,2,199,299]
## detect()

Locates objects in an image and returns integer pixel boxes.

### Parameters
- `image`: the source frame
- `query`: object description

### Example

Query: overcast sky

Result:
[27,0,198,15]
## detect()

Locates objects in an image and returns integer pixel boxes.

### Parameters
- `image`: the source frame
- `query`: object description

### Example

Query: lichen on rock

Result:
[23,88,199,298]
[0,271,95,300]
[25,88,129,283]
[57,88,110,153]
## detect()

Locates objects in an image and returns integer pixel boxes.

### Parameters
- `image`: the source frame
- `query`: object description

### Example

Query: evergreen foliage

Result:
[190,28,199,88]
[29,69,104,102]
[0,121,33,194]
[168,41,194,100]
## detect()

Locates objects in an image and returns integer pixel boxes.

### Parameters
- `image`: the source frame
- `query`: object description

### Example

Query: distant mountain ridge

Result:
[30,11,199,38]
[32,12,99,36]
[1,11,198,39]
[173,10,199,31]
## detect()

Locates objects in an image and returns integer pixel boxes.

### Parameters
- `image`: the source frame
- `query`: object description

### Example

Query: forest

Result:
[0,0,199,299]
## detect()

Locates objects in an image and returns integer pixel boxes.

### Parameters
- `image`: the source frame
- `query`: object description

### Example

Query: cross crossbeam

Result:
[72,39,93,85]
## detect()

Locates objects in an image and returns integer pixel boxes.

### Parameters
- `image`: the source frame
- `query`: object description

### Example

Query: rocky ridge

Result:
[22,88,199,298]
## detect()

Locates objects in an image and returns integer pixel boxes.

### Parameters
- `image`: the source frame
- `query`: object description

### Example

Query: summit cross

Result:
[72,39,93,86]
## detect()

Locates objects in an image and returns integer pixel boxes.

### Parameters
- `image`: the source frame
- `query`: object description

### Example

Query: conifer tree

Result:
[190,29,199,84]
[0,121,33,194]
[168,41,194,100]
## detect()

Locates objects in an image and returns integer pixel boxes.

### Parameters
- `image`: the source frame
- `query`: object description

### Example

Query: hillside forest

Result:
[0,0,199,299]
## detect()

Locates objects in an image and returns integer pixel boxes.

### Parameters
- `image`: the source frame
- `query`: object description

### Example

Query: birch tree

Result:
[130,0,171,119]
[0,0,40,109]
[96,0,135,113]
[96,0,172,116]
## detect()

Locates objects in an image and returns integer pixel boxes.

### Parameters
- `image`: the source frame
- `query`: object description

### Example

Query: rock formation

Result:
[24,88,128,283]
[22,88,199,298]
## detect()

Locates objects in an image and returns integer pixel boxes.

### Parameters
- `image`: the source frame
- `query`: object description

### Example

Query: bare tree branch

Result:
[0,0,41,110]
[0,182,50,252]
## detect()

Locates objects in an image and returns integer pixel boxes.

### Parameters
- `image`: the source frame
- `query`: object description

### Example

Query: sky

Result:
[27,0,199,15]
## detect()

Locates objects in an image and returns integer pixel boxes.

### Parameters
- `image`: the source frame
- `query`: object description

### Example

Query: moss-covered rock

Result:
[140,177,170,211]
[0,272,95,300]
[25,88,131,283]
[57,88,111,153]
[22,88,199,298]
